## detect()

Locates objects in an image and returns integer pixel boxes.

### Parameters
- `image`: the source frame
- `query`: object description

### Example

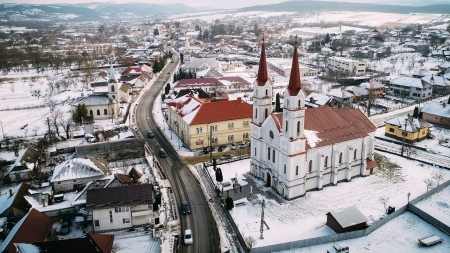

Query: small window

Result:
[122,218,130,224]
[94,220,99,226]
[265,108,269,119]
[354,149,357,160]
[265,89,268,96]
[389,128,395,133]
[255,109,257,118]
[97,109,100,115]
[339,152,343,163]
[297,121,300,133]
[324,156,328,167]
[90,110,93,116]
[295,165,298,175]
[284,164,286,174]
[272,150,275,163]
[285,120,288,132]
[308,160,313,172]
[111,85,115,92]
[268,147,271,160]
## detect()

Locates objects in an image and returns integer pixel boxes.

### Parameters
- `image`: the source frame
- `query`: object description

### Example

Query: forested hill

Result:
[240,1,450,14]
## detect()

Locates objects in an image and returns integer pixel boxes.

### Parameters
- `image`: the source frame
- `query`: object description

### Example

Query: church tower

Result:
[252,37,273,126]
[282,39,306,149]
[108,64,119,101]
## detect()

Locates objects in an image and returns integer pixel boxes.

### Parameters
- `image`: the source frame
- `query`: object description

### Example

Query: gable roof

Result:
[17,234,115,253]
[173,78,223,90]
[421,101,450,118]
[70,94,116,106]
[0,209,53,253]
[189,99,252,125]
[327,206,368,228]
[386,115,431,132]
[86,184,154,210]
[51,156,107,183]
[0,183,32,216]
[389,76,423,88]
[4,147,40,176]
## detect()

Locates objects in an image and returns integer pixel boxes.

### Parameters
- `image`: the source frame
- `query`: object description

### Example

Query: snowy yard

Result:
[415,185,450,227]
[207,152,450,248]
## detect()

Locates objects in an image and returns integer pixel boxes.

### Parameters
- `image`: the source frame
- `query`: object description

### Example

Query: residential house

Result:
[120,65,153,89]
[166,96,252,150]
[172,78,225,93]
[86,184,156,232]
[0,183,32,218]
[367,35,384,48]
[305,92,332,108]
[421,101,450,127]
[421,74,450,95]
[327,57,366,76]
[119,83,133,103]
[181,58,221,73]
[327,88,354,109]
[357,80,385,99]
[385,115,431,143]
[0,209,53,253]
[2,147,40,183]
[404,42,430,52]
[388,76,433,100]
[51,156,109,192]
[14,234,114,253]
[326,206,368,233]
[250,40,378,199]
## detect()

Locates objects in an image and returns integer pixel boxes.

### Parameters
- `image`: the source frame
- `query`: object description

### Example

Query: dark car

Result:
[182,201,190,214]
[148,131,155,138]
[59,221,71,235]
[218,145,226,152]
[203,147,212,154]
[220,154,233,160]
[159,148,167,157]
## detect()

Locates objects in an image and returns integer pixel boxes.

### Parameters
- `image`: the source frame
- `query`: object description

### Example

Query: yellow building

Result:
[385,115,431,143]
[166,95,252,150]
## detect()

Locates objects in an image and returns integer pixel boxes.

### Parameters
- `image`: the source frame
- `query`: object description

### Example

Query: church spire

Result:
[287,37,302,96]
[256,34,269,86]
[109,64,116,82]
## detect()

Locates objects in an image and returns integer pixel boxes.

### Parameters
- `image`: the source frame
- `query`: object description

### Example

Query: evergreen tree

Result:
[180,53,184,63]
[72,103,88,124]
[212,158,217,171]
[419,111,423,119]
[225,196,234,210]
[413,106,419,118]
[215,167,223,184]
[153,28,159,36]
[448,96,450,104]
[325,33,331,44]
[161,93,165,101]
[165,83,170,95]
[275,93,282,112]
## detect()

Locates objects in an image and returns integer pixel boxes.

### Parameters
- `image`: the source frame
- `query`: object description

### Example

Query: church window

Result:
[272,150,275,163]
[89,110,93,116]
[308,160,313,172]
[254,147,257,156]
[295,165,299,175]
[298,99,301,108]
[268,147,271,160]
[265,108,268,119]
[255,109,257,118]
[354,149,357,160]
[97,109,100,115]
[297,121,300,133]
[269,130,274,139]
[284,164,286,174]
[339,152,343,163]
[285,120,288,132]
[111,85,115,92]
[104,109,107,115]
[265,89,268,96]
[324,156,328,167]
[112,95,115,99]
[199,127,202,133]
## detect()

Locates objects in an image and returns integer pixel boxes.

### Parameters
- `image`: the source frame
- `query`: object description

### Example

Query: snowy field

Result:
[206,153,450,248]
[415,185,450,227]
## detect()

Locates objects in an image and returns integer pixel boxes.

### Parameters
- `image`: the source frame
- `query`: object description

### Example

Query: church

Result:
[250,39,378,200]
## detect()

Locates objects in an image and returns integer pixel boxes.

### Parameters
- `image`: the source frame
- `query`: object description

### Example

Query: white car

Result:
[230,143,237,150]
[184,229,193,245]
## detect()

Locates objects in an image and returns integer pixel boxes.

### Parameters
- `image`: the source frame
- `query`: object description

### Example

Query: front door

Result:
[370,168,373,174]
[266,173,271,187]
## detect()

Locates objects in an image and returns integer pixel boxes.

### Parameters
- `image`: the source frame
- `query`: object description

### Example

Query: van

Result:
[159,148,167,157]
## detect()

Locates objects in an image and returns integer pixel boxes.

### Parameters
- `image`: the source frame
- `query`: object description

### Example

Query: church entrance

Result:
[266,173,271,187]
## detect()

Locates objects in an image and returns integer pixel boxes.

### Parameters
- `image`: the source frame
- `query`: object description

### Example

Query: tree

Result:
[423,178,435,191]
[324,33,331,44]
[59,116,73,140]
[154,28,159,36]
[379,196,390,213]
[165,83,170,95]
[418,111,423,119]
[430,35,446,50]
[72,104,88,125]
[275,93,282,112]
[432,170,446,186]
[413,106,419,119]
[98,25,105,34]
[374,153,404,183]
[225,196,234,210]
[215,167,223,184]
[180,53,184,63]
[212,158,217,171]
[244,236,256,251]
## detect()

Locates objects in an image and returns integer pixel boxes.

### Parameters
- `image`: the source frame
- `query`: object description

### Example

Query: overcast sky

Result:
[0,0,444,9]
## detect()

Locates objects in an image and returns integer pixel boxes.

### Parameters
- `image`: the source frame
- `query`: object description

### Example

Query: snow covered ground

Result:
[415,185,450,227]
[110,230,160,253]
[206,152,450,249]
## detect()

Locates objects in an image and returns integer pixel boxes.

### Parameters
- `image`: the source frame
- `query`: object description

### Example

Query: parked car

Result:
[184,229,193,245]
[148,131,155,138]
[182,201,190,214]
[159,148,167,157]
[59,220,71,235]
[327,243,349,253]
[218,145,226,152]
[53,194,65,203]
[239,142,246,149]
[230,143,237,150]
[220,154,233,160]
[203,147,212,154]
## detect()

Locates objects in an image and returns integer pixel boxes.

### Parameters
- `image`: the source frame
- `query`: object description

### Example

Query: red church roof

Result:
[256,38,270,86]
[287,40,302,96]
[190,99,252,125]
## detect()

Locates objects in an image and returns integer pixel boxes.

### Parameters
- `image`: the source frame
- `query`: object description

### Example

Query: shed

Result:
[326,206,368,233]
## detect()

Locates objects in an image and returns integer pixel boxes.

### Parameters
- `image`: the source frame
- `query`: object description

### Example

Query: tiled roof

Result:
[189,99,252,125]
[173,78,223,89]
[0,209,53,253]
[115,173,134,184]
[22,234,115,253]
[86,184,154,210]
[128,167,142,180]
[287,41,302,96]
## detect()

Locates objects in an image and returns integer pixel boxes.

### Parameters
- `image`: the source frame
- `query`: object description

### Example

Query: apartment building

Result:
[327,57,366,76]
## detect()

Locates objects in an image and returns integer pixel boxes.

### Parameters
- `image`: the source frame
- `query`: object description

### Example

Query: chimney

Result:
[42,198,46,207]
[9,189,13,197]
[237,97,242,102]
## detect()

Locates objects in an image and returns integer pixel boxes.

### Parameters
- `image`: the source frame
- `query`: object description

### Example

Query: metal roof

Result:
[328,206,368,228]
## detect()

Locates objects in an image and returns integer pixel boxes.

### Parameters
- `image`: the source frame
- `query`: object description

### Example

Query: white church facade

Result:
[250,40,378,200]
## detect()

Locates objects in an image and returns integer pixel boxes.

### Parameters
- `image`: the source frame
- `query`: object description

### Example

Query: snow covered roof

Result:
[327,88,353,99]
[4,147,39,177]
[182,58,220,69]
[389,76,423,88]
[0,183,23,215]
[305,92,332,107]
[70,94,116,106]
[385,115,431,133]
[421,75,449,87]
[421,101,450,118]
[51,156,107,183]
[327,206,368,228]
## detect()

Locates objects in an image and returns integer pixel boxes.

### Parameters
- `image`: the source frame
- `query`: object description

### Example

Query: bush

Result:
[225,196,234,210]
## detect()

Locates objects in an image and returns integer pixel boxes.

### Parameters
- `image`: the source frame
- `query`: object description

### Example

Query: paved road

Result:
[135,53,220,253]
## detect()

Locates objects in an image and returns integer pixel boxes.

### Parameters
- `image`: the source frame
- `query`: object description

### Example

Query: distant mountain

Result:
[0,2,200,22]
[240,0,450,14]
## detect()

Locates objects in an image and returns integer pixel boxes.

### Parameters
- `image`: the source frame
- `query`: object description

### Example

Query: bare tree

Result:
[423,178,436,191]
[431,170,446,186]
[379,196,390,213]
[50,104,63,137]
[244,235,256,251]
[403,145,417,158]
[59,114,73,140]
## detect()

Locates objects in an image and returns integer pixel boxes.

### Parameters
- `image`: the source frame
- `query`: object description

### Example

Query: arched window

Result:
[285,120,288,132]
[104,109,107,115]
[111,85,115,92]
[112,95,115,99]
[284,164,286,174]
[324,156,328,167]
[339,152,343,163]
[267,147,271,160]
[89,110,93,116]
[308,160,313,172]
[254,147,257,156]
[265,89,268,96]
[354,149,357,160]
[298,99,301,108]
[97,109,100,115]
[295,165,299,175]
[255,109,257,118]
[297,121,300,133]
[272,150,275,163]
[265,108,268,119]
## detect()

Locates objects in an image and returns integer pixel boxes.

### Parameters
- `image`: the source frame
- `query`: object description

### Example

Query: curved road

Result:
[135,53,220,253]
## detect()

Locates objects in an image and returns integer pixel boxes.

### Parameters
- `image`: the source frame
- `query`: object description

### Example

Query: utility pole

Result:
[260,199,265,239]
[47,118,52,144]
[400,117,408,156]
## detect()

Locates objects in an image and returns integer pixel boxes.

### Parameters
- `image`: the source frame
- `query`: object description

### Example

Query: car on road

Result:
[159,148,167,157]
[184,229,193,245]
[230,143,237,150]
[220,154,233,160]
[59,220,71,235]
[239,142,247,149]
[182,201,190,214]
[148,131,155,138]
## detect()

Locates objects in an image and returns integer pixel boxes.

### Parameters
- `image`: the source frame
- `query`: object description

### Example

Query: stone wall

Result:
[75,138,145,161]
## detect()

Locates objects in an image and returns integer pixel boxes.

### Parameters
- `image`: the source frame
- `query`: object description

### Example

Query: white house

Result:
[250,40,378,200]
[389,76,433,100]
[86,184,156,232]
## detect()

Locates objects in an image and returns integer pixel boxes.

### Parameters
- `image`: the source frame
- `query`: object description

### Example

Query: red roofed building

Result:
[250,39,378,200]
[166,95,252,150]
